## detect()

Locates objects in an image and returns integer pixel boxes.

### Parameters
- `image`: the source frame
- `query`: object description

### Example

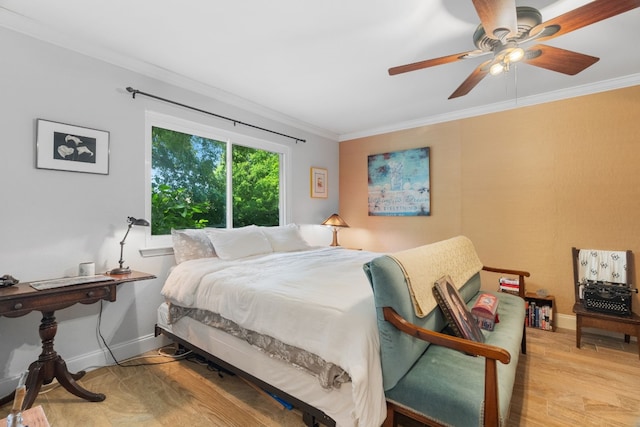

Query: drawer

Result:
[0,285,115,317]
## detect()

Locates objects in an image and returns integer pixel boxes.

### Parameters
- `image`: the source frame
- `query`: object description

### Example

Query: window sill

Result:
[139,247,174,258]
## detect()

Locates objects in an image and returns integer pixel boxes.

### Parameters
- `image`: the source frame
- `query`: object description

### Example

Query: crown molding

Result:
[340,74,640,141]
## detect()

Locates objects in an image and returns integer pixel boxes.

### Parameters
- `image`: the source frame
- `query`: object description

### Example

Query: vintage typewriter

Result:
[580,280,634,317]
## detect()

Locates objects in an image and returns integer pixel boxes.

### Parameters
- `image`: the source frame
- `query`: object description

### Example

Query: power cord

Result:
[96,300,191,367]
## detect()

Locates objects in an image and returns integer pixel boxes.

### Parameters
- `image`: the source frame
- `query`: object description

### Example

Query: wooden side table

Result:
[0,271,156,410]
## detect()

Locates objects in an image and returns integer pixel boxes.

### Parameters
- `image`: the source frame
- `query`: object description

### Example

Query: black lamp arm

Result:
[117,223,134,269]
[109,216,148,275]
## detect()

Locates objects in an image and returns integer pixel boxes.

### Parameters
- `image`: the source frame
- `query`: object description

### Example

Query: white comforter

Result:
[161,247,386,427]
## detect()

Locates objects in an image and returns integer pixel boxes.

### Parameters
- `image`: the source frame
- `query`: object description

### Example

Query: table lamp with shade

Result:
[109,216,149,275]
[321,213,349,246]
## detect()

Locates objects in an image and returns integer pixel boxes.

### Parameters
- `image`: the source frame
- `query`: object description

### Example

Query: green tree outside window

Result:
[151,127,280,235]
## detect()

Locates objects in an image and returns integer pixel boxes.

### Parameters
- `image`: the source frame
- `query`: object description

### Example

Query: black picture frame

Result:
[36,119,110,175]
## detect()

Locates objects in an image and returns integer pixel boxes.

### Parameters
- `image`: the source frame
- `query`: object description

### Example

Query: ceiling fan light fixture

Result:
[507,47,525,63]
[489,62,504,76]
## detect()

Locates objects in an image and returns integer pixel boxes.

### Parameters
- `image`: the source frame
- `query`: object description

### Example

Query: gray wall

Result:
[0,27,339,394]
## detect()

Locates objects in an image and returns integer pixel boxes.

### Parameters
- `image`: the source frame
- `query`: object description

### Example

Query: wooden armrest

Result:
[482,266,530,278]
[482,265,530,298]
[383,306,509,426]
[382,307,510,363]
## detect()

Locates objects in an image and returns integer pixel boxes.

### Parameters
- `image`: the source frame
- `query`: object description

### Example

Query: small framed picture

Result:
[36,119,110,175]
[310,167,328,198]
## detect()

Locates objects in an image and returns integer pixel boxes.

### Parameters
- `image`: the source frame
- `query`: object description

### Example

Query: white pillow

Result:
[261,224,311,252]
[205,225,273,260]
[171,229,216,264]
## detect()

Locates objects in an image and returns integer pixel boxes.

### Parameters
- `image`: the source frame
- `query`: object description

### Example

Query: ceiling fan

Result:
[389,0,640,99]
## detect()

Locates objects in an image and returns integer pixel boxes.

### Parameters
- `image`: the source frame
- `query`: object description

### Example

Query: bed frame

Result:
[154,324,336,427]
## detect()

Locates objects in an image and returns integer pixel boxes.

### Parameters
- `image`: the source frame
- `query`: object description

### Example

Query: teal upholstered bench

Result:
[363,236,528,427]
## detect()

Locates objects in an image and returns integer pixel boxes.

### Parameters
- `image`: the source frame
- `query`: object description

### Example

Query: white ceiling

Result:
[1,0,639,140]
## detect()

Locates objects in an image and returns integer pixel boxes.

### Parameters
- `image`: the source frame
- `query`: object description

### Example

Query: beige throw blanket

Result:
[389,236,483,318]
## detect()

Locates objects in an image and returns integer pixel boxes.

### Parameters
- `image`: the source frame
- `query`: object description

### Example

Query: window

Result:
[146,112,290,246]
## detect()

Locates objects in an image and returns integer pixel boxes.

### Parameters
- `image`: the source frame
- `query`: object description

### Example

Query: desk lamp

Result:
[321,213,349,246]
[109,216,149,275]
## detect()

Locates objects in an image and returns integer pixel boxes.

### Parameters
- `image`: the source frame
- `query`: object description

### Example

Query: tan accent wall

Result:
[339,85,640,316]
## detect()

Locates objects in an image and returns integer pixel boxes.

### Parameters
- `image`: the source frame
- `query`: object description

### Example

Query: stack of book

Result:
[499,277,520,294]
[525,301,553,330]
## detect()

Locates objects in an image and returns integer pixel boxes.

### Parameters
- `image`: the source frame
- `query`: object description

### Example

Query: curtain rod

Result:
[125,87,306,144]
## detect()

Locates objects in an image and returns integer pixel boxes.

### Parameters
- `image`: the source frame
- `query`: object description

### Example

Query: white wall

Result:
[0,27,339,395]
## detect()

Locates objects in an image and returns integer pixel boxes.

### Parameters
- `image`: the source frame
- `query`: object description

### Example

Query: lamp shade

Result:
[130,217,150,226]
[321,213,349,228]
[321,214,349,246]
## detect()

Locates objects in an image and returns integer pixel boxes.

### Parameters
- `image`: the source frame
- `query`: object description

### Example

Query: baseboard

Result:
[67,333,169,372]
[0,333,168,397]
[556,313,576,330]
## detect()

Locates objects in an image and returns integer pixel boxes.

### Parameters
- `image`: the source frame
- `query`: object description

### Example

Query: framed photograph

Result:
[36,119,110,175]
[433,275,485,343]
[368,146,430,216]
[310,167,328,198]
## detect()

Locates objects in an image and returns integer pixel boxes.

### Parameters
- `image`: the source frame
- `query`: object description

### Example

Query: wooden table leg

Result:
[19,311,105,410]
[575,314,582,349]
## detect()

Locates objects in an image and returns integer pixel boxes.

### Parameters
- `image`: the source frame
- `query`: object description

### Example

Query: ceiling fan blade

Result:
[389,50,482,76]
[532,0,640,42]
[524,44,599,75]
[472,0,518,39]
[448,60,491,99]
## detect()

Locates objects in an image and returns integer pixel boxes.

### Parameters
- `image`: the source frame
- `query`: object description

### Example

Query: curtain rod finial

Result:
[126,86,138,99]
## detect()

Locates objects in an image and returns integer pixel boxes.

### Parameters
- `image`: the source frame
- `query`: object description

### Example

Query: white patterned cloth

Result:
[577,249,628,284]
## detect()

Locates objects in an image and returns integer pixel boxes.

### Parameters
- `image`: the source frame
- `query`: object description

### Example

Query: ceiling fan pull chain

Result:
[514,65,518,106]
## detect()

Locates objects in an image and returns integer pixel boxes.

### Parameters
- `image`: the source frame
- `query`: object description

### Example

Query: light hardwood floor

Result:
[1,328,639,426]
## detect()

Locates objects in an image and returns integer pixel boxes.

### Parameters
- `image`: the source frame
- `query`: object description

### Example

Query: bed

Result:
[154,225,386,427]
